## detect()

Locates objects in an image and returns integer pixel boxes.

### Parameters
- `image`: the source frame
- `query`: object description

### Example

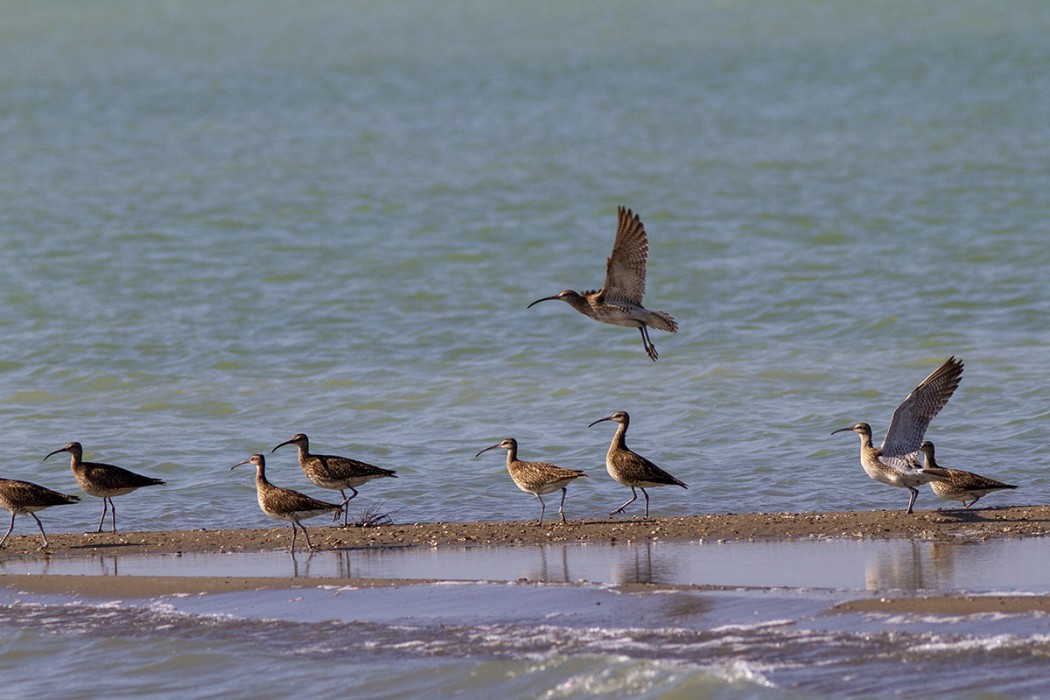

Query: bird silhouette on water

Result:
[528,206,677,361]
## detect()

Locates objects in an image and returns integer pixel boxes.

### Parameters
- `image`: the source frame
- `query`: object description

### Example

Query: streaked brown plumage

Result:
[43,441,165,533]
[919,440,1017,508]
[588,411,687,517]
[271,433,397,526]
[832,357,964,514]
[527,206,677,361]
[474,438,587,524]
[0,478,80,548]
[231,453,344,554]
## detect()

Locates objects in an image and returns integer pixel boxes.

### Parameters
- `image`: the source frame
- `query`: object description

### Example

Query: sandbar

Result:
[0,505,1046,558]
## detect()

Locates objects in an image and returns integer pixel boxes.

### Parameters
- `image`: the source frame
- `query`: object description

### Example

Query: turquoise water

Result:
[2,0,1050,696]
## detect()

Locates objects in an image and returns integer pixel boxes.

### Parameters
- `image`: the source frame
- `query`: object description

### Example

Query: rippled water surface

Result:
[2,1,1050,696]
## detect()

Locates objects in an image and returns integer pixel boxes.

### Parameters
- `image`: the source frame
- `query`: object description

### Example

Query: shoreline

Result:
[0,504,1046,558]
[1,505,1048,616]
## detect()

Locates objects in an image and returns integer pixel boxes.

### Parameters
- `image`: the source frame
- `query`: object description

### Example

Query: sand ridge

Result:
[0,505,1046,558]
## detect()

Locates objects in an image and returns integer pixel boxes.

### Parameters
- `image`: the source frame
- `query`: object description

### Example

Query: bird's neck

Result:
[564,292,592,314]
[611,423,629,452]
[858,434,880,461]
[504,445,518,466]
[255,465,271,489]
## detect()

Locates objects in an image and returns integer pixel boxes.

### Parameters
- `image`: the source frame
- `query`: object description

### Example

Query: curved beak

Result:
[271,439,295,453]
[830,426,854,436]
[43,448,66,462]
[230,458,253,470]
[474,443,502,459]
[588,416,614,428]
[527,295,560,309]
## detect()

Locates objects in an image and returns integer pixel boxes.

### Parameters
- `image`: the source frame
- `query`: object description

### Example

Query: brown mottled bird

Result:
[528,206,677,361]
[231,453,345,554]
[0,478,80,548]
[474,438,587,524]
[271,433,397,526]
[919,440,1017,508]
[44,441,164,533]
[832,357,964,514]
[588,411,687,517]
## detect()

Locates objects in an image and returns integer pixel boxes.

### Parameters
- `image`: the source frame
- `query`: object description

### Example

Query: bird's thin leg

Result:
[532,494,546,525]
[338,487,359,526]
[638,326,658,361]
[964,498,976,509]
[289,523,299,554]
[610,488,638,516]
[95,500,108,533]
[905,487,918,514]
[641,488,651,517]
[558,487,568,524]
[0,512,15,547]
[109,499,118,533]
[30,513,49,548]
[299,522,316,551]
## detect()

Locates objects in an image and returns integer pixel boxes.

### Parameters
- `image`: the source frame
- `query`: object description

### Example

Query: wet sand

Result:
[2,505,1049,616]
[1,504,1047,558]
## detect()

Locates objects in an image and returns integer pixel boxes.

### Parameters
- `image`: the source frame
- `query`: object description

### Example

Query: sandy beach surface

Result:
[2,505,1049,618]
[1,504,1046,558]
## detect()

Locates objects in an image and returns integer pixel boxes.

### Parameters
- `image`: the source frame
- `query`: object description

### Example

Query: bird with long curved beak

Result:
[528,206,677,361]
[474,438,587,524]
[831,356,963,514]
[588,411,687,517]
[44,441,164,533]
[231,453,345,555]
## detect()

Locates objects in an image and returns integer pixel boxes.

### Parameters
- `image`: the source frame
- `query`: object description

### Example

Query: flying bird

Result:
[528,206,677,361]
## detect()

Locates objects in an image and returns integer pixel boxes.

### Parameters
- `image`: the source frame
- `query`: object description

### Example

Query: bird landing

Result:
[528,206,676,361]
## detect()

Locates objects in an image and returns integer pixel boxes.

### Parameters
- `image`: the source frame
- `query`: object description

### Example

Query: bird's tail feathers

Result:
[649,311,677,333]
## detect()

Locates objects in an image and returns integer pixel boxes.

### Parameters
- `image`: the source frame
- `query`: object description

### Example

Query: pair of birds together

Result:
[0,441,166,549]
[476,410,688,525]
[0,434,396,554]
[832,356,1016,513]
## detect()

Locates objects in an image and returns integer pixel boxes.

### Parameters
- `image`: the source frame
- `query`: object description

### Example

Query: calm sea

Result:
[2,1,1049,696]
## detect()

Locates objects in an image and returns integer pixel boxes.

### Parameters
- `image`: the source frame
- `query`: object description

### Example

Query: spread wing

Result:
[880,356,964,458]
[599,206,649,306]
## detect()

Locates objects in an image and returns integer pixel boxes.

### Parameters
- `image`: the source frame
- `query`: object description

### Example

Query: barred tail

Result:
[648,311,677,333]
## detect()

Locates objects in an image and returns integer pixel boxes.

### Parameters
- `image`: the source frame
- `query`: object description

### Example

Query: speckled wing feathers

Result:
[599,206,649,306]
[880,357,964,459]
[510,461,586,493]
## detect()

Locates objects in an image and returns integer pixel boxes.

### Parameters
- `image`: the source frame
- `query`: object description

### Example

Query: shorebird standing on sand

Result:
[44,441,165,533]
[231,453,346,554]
[831,356,964,514]
[0,478,79,548]
[919,440,1017,508]
[271,433,397,527]
[588,411,687,517]
[527,206,677,361]
[474,438,587,524]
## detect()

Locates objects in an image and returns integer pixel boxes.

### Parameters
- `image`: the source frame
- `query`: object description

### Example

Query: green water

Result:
[1,2,1049,695]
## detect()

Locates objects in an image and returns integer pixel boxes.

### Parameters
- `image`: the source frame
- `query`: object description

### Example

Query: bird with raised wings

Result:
[832,357,963,514]
[528,206,677,361]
